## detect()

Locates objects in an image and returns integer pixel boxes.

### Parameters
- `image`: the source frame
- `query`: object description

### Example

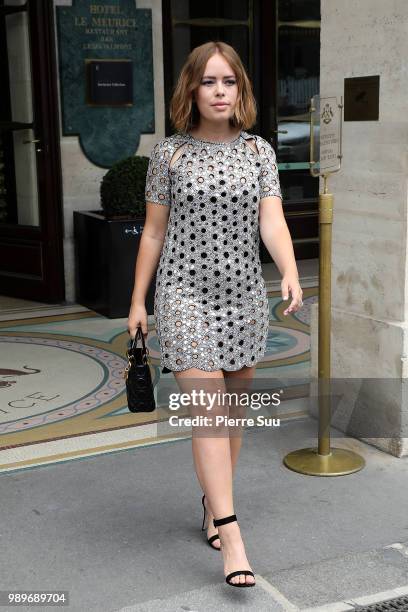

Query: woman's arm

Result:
[131,202,170,306]
[259,195,303,315]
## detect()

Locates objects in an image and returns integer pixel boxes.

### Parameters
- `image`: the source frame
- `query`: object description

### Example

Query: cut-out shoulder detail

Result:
[243,137,259,155]
[170,143,188,169]
[144,134,190,206]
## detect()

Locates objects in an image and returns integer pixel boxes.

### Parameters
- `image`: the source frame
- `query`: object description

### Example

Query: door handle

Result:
[22,138,42,152]
[272,129,288,134]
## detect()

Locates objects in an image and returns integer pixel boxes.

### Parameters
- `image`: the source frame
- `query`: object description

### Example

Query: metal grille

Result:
[354,594,408,611]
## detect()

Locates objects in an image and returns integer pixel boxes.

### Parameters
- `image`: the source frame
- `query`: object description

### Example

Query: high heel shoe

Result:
[213,514,256,587]
[201,494,221,550]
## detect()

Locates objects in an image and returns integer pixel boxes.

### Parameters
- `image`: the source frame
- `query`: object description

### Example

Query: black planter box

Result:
[73,210,156,318]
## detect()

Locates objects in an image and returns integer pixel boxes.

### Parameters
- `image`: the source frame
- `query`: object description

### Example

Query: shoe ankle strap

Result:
[213,513,237,527]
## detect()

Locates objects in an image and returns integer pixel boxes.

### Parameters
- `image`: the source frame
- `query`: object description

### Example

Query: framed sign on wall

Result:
[85,59,133,107]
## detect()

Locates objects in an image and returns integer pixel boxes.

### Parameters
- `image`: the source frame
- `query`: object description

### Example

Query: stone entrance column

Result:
[310,0,408,457]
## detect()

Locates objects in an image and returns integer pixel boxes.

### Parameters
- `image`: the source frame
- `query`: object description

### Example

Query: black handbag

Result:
[123,326,156,412]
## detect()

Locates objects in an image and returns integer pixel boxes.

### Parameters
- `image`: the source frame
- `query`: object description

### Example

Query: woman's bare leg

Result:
[173,367,255,585]
[225,364,256,471]
[202,365,256,548]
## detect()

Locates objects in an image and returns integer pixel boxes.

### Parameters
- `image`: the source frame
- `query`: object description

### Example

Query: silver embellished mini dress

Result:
[144,130,282,373]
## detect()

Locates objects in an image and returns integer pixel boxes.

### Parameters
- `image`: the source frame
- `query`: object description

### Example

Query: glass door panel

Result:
[1,0,40,227]
[277,0,320,184]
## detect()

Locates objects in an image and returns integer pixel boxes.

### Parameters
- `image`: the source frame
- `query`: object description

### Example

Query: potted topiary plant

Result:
[100,155,149,219]
[73,154,157,318]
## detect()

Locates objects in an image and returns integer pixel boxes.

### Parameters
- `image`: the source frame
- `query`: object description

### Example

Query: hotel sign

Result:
[310,95,342,176]
[56,1,154,167]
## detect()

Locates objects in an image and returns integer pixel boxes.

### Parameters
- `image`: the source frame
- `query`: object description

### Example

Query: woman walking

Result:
[127,41,303,587]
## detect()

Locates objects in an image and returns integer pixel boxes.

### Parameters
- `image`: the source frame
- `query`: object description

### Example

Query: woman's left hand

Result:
[281,274,303,315]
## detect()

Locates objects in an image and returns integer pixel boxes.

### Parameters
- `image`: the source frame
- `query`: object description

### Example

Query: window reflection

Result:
[171,0,250,85]
[277,0,320,164]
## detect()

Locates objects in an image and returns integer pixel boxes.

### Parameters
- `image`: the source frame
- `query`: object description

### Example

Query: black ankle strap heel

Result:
[213,514,237,527]
[212,513,255,587]
[201,495,221,551]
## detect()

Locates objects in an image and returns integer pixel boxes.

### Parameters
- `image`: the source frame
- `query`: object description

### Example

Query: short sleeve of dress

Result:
[145,139,171,206]
[255,136,282,201]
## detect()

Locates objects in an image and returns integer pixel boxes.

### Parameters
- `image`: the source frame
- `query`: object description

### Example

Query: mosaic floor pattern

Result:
[0,287,317,473]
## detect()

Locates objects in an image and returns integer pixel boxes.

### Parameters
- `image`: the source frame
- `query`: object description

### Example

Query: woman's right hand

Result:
[127,302,148,339]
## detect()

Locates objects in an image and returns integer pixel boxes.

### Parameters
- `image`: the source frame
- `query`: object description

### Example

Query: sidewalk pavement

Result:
[2,414,408,612]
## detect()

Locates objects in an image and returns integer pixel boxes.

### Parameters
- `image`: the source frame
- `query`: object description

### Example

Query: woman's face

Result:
[193,52,238,124]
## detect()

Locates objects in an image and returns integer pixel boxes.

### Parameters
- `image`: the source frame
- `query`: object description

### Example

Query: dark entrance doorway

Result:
[0,0,64,302]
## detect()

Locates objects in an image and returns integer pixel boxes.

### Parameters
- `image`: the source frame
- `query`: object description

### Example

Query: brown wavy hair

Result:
[169,41,257,133]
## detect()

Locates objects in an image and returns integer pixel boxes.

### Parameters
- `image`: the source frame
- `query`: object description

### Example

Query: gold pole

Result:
[318,183,332,457]
[283,97,365,476]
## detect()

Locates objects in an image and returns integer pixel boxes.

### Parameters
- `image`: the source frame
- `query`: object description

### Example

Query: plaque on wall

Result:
[344,75,380,121]
[86,59,133,107]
